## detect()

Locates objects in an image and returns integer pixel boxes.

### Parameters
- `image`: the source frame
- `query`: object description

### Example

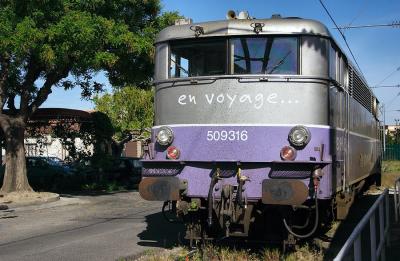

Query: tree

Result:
[0,1,179,193]
[93,86,153,156]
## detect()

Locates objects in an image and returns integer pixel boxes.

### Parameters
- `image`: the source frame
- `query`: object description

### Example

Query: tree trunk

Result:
[0,117,32,193]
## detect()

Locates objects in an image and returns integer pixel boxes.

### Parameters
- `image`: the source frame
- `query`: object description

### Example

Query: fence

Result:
[394,178,400,223]
[383,144,400,160]
[334,189,390,261]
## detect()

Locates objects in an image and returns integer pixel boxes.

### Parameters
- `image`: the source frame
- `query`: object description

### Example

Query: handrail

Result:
[334,189,390,261]
[394,177,400,222]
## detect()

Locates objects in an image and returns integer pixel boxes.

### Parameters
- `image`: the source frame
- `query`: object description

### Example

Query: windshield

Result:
[170,39,226,78]
[232,37,298,74]
[169,36,298,78]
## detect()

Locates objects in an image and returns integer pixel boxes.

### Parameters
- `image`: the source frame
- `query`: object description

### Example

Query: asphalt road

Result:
[0,191,184,261]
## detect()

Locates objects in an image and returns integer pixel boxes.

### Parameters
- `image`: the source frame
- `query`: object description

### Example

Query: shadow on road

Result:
[59,189,138,197]
[137,211,185,248]
[323,194,380,260]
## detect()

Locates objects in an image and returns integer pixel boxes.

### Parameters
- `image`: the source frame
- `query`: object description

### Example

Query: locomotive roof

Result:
[155,17,332,43]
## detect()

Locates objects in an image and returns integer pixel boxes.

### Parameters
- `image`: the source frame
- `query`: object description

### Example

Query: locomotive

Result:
[139,11,381,244]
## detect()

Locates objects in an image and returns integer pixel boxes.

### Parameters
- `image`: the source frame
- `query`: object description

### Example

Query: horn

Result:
[226,10,236,20]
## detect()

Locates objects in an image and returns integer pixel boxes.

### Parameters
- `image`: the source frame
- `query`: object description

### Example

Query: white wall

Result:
[24,135,93,160]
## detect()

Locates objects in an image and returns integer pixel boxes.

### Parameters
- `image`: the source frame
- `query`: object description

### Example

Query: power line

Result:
[334,21,400,30]
[371,84,400,89]
[386,91,400,109]
[318,0,364,75]
[346,2,368,27]
[375,66,400,86]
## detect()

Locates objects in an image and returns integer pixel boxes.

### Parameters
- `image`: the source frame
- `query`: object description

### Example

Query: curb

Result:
[3,193,60,209]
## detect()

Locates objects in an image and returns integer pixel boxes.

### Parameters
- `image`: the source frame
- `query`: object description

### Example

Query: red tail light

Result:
[167,146,180,160]
[280,146,297,161]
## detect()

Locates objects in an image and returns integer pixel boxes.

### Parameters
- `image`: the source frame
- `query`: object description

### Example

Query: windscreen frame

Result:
[168,37,229,78]
[167,35,301,78]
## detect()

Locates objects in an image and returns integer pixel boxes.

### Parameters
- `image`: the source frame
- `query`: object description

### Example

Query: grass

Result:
[382,160,400,188]
[129,243,323,261]
[382,160,400,172]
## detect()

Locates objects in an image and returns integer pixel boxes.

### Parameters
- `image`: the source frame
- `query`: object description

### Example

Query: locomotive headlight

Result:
[288,125,311,147]
[156,126,174,146]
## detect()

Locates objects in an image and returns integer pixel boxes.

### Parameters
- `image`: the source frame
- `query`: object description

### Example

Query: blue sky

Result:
[43,0,400,124]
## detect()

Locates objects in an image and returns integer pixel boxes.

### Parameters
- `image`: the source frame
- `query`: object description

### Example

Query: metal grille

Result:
[348,66,354,96]
[142,166,182,176]
[269,165,312,179]
[348,64,373,113]
[218,169,237,178]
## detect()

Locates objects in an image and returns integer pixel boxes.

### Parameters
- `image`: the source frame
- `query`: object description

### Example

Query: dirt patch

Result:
[130,244,323,261]
[380,160,400,188]
[382,172,400,188]
[0,191,59,206]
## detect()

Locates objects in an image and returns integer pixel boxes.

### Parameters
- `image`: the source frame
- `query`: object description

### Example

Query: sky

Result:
[43,0,400,124]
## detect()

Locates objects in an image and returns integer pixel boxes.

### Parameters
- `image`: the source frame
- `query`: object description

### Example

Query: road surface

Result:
[0,191,184,261]
[0,189,393,260]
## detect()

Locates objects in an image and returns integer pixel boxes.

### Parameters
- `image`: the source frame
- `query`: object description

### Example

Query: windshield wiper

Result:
[266,51,292,74]
[170,58,189,76]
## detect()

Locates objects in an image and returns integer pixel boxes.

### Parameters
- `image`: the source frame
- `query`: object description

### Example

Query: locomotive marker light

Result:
[288,125,311,147]
[166,146,180,160]
[280,145,297,161]
[156,126,174,146]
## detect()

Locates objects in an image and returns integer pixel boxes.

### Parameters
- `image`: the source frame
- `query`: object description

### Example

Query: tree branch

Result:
[20,57,42,114]
[0,55,10,112]
[7,94,17,114]
[0,55,10,86]
[27,68,69,116]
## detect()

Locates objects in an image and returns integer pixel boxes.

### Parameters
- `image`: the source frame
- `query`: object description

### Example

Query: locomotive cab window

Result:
[170,39,227,78]
[169,37,299,78]
[329,43,337,81]
[231,37,298,75]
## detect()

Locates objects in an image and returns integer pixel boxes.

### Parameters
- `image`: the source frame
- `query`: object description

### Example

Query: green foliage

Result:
[382,160,400,172]
[93,86,154,140]
[0,0,179,192]
[386,131,400,145]
[0,0,180,111]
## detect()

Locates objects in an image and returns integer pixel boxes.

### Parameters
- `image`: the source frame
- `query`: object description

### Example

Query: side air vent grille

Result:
[348,66,354,96]
[348,65,373,113]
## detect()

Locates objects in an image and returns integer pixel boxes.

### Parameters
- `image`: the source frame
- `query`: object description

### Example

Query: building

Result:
[1,108,95,163]
[386,125,400,137]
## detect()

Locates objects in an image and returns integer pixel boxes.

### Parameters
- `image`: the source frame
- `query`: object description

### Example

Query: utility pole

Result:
[383,104,386,152]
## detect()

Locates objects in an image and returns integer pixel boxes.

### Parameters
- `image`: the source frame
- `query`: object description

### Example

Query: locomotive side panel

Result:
[348,98,381,184]
[328,87,346,193]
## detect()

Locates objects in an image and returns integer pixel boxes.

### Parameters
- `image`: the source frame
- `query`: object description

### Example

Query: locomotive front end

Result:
[139,14,336,242]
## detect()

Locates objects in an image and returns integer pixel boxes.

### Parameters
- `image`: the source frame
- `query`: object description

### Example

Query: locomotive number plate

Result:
[206,130,248,141]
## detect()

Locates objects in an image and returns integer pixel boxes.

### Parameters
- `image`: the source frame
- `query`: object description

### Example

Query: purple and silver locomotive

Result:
[139,11,381,243]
